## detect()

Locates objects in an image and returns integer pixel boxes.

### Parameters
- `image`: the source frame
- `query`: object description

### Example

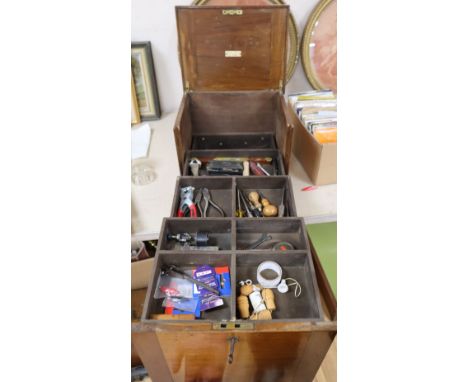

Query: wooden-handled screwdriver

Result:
[236,188,245,217]
[248,191,263,213]
[258,191,278,217]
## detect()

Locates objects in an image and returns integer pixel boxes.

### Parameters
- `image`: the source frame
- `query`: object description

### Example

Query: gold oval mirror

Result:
[301,0,337,92]
[192,0,299,83]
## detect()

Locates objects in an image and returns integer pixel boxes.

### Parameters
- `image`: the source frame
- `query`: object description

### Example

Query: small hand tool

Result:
[177,186,198,217]
[256,163,271,176]
[243,161,250,176]
[239,190,253,217]
[200,188,225,217]
[167,232,210,247]
[258,192,278,217]
[278,188,286,217]
[243,192,262,217]
[206,160,243,175]
[189,158,202,176]
[193,188,203,216]
[236,188,245,217]
[249,161,265,176]
[247,233,273,249]
[248,192,263,214]
[162,265,220,295]
[167,232,192,243]
[258,192,271,207]
[263,204,278,217]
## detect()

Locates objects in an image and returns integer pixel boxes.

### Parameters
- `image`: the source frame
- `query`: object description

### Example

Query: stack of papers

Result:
[289,91,337,144]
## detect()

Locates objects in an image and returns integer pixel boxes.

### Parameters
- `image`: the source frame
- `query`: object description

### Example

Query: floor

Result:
[313,337,337,382]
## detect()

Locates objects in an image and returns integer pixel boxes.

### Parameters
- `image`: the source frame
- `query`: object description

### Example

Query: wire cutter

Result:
[195,188,225,217]
[177,186,198,217]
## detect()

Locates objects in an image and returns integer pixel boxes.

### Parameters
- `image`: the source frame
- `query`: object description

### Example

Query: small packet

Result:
[154,273,194,299]
[193,265,224,312]
[215,266,231,296]
[162,297,199,313]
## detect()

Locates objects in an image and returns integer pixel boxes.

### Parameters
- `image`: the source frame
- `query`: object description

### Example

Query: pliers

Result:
[177,186,198,217]
[195,187,225,217]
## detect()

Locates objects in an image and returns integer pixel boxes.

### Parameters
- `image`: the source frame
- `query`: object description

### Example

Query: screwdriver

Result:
[236,188,245,217]
[248,191,263,214]
[238,189,253,217]
[244,191,262,217]
[258,191,278,217]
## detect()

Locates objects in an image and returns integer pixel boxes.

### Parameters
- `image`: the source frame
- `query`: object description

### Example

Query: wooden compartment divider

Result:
[182,149,286,176]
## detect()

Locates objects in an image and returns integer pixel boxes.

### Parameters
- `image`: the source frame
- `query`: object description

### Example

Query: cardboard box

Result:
[131,258,154,367]
[288,105,337,185]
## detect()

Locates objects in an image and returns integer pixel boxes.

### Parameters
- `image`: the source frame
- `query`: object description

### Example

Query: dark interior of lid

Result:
[176,5,288,91]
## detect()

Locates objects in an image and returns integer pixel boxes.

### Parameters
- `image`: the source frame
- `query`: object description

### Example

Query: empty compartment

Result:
[192,133,276,150]
[145,252,234,321]
[171,177,234,218]
[235,252,322,320]
[236,219,307,251]
[183,149,285,176]
[235,176,297,217]
[160,218,233,251]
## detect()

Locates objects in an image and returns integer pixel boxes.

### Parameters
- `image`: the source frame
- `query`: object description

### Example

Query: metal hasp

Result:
[227,336,239,364]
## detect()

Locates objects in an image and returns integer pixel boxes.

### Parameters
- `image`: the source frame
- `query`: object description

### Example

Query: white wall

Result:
[131,0,320,115]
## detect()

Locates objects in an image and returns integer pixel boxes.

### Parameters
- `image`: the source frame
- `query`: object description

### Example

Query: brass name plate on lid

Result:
[222,9,243,15]
[225,50,242,57]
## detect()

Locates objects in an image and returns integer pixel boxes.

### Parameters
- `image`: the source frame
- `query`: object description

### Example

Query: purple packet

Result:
[193,265,224,311]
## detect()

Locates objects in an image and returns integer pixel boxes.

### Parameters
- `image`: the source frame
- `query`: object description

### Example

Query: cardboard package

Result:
[288,106,337,185]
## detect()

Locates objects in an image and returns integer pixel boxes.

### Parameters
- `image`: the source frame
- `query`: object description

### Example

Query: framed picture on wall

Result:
[131,42,161,120]
[301,0,337,92]
[131,74,140,125]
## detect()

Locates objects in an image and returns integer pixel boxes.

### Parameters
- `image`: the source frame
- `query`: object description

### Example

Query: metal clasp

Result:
[227,336,239,364]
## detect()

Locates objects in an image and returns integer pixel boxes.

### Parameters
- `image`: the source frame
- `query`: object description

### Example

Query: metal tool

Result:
[258,191,278,217]
[167,232,192,243]
[247,233,273,249]
[194,188,203,216]
[236,188,245,217]
[177,186,198,217]
[249,161,264,176]
[247,191,263,216]
[189,158,201,176]
[206,160,243,175]
[244,192,262,217]
[167,232,209,247]
[162,264,220,295]
[278,188,286,217]
[199,188,225,217]
[256,163,271,176]
[238,190,253,217]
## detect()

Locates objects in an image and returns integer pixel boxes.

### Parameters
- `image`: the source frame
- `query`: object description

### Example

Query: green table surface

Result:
[307,222,337,298]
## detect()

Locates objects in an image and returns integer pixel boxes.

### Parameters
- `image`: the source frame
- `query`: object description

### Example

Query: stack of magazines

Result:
[288,90,337,144]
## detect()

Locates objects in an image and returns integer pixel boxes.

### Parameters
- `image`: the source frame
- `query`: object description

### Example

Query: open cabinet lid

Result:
[176,5,288,92]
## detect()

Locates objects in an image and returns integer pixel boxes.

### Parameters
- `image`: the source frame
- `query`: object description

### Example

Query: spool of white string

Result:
[257,261,282,288]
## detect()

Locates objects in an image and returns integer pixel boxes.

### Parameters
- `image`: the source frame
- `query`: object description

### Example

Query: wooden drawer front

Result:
[132,329,335,382]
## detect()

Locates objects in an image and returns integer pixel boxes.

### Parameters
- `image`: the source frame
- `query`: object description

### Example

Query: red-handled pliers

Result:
[177,186,198,217]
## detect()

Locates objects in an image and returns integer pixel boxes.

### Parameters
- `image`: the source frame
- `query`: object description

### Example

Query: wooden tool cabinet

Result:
[132,5,337,382]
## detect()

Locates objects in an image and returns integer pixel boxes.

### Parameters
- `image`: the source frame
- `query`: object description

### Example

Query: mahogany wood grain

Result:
[176,6,288,91]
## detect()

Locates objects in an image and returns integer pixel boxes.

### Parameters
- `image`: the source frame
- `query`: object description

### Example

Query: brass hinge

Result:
[185,80,190,92]
[279,79,284,92]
